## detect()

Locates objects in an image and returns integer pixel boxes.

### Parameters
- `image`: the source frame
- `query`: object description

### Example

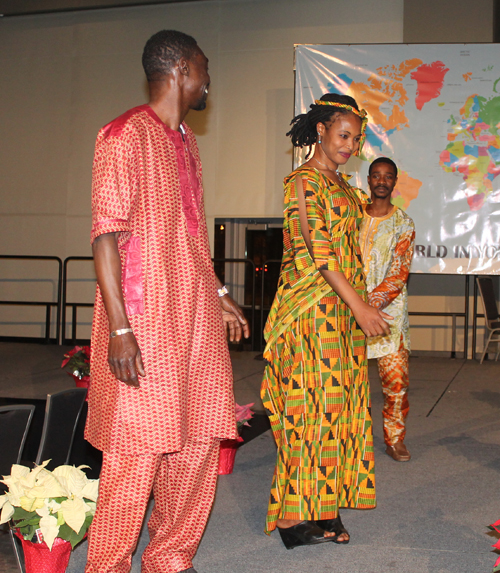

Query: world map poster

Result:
[294,44,500,274]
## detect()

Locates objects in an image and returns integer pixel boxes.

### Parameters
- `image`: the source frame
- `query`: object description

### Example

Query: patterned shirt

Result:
[359,205,415,358]
[86,105,237,455]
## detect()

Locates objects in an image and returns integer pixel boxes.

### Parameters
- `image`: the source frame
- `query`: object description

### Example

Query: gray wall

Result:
[404,0,493,43]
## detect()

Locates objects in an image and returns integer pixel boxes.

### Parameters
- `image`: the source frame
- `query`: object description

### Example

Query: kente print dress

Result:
[261,166,376,534]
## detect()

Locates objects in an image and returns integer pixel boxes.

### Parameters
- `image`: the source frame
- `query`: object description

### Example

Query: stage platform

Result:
[0,342,499,573]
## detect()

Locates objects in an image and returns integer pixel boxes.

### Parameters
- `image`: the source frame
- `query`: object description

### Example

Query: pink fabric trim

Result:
[102,105,150,140]
[177,141,200,237]
[122,236,144,315]
[142,107,201,237]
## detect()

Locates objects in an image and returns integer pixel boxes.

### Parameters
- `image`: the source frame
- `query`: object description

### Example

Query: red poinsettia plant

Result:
[61,346,90,388]
[489,519,500,572]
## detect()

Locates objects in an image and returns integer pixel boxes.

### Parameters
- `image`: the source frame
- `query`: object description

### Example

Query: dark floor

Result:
[1,343,500,572]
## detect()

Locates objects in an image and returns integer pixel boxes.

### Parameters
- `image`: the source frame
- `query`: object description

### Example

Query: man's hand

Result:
[220,295,250,342]
[107,332,145,388]
[93,233,146,388]
[353,301,393,338]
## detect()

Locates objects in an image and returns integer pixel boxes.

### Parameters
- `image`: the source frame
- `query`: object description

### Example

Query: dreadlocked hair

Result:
[287,93,360,158]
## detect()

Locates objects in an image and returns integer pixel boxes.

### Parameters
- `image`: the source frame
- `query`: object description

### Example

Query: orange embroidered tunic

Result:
[86,105,237,455]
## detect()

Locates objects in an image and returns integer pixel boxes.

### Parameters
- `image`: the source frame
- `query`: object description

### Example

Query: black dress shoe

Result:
[277,520,337,550]
[315,515,350,544]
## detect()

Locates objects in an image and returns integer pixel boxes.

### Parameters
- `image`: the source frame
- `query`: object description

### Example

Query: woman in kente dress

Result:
[261,94,392,549]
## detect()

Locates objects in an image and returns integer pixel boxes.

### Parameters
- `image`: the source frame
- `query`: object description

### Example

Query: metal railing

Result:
[408,274,470,359]
[62,256,95,345]
[0,255,489,358]
[0,255,62,343]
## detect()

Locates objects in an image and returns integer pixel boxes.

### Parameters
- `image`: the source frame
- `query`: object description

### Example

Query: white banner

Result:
[295,44,500,274]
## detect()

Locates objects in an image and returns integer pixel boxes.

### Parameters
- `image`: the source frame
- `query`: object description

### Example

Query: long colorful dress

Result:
[261,166,376,534]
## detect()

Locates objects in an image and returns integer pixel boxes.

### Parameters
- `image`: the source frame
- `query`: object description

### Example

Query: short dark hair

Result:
[286,93,360,158]
[142,30,199,81]
[369,156,398,176]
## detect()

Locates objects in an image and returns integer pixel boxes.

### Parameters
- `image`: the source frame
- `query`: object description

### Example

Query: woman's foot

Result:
[276,518,339,538]
[315,516,350,544]
[276,520,339,549]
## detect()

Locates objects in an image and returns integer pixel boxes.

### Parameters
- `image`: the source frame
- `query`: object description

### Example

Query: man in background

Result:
[359,157,415,462]
[86,30,249,573]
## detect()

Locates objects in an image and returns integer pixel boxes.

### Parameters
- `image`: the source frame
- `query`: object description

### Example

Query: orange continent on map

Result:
[391,171,422,210]
[347,59,422,132]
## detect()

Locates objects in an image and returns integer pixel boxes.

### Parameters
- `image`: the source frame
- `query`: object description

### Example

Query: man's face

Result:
[185,49,210,111]
[367,162,397,200]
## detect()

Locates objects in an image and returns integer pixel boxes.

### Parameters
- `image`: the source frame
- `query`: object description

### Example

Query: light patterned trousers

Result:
[84,439,220,573]
[377,341,410,447]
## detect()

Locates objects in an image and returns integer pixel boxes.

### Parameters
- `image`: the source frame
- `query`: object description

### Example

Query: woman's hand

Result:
[352,301,393,338]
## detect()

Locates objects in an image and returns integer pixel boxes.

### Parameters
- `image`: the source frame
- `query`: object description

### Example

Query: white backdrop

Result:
[295,44,500,274]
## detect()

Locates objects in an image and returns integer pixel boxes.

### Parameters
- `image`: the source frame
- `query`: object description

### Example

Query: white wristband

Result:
[110,328,134,338]
[217,285,229,297]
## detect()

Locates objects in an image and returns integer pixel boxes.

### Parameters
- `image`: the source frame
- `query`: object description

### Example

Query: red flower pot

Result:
[218,437,243,475]
[72,374,90,389]
[16,532,72,573]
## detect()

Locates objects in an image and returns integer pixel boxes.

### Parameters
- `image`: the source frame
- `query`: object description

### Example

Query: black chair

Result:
[35,388,87,468]
[477,276,500,364]
[0,404,35,573]
[0,404,35,478]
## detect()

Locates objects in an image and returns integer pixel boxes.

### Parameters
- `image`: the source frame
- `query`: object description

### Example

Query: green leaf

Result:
[57,513,93,549]
[14,517,40,529]
[12,508,36,521]
[18,524,36,541]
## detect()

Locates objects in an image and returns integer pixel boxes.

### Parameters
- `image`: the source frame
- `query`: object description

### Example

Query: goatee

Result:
[194,100,207,111]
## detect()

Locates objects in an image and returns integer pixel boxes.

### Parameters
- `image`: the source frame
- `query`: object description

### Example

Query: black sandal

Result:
[277,521,337,550]
[315,516,350,544]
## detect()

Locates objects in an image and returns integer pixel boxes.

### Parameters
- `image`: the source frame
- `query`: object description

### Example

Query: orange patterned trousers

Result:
[377,343,409,447]
[84,439,220,573]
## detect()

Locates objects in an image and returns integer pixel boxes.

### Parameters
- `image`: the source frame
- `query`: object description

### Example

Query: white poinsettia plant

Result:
[0,460,99,550]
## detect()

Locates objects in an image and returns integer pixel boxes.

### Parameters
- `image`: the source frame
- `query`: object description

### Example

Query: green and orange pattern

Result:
[261,167,376,534]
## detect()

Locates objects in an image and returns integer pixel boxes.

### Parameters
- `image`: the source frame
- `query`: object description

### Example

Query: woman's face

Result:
[316,112,362,167]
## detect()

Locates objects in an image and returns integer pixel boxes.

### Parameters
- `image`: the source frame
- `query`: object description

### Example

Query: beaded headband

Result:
[314,100,368,156]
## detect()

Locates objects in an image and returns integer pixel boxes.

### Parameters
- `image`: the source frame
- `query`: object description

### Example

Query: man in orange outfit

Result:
[359,157,415,462]
[85,30,249,573]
